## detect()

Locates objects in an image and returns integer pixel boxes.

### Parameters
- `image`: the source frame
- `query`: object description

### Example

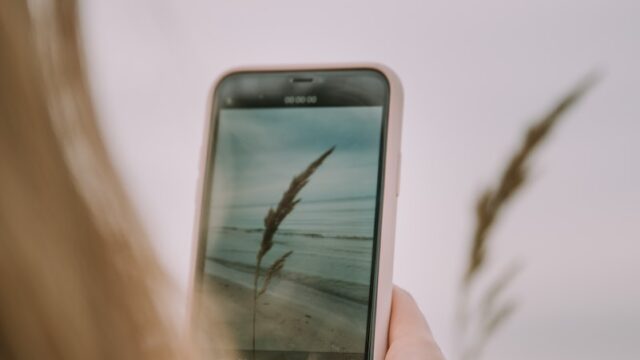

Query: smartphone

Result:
[191,64,403,360]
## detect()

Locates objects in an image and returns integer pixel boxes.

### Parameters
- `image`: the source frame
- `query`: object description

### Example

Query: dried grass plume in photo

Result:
[252,146,335,358]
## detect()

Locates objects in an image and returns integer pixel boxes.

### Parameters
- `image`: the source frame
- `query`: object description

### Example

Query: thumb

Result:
[386,286,445,360]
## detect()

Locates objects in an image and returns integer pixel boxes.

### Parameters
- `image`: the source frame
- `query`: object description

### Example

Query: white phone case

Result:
[188,63,404,360]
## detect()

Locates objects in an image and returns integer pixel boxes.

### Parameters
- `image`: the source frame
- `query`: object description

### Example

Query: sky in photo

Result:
[209,106,384,220]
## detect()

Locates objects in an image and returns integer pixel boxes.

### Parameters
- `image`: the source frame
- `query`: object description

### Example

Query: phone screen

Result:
[197,70,389,359]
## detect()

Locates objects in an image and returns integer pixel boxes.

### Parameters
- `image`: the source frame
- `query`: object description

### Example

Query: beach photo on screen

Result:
[201,106,383,357]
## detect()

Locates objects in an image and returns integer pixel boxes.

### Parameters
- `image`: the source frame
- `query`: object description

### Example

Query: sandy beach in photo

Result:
[203,273,367,355]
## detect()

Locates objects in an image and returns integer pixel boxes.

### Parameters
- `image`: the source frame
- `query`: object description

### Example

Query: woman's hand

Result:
[386,286,445,359]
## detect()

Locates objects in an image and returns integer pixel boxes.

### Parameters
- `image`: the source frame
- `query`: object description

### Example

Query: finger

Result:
[389,286,432,342]
[386,286,445,360]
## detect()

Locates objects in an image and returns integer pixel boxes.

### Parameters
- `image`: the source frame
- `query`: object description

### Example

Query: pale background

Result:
[80,1,640,359]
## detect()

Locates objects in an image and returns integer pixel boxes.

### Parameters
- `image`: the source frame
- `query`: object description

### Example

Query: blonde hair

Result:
[0,0,190,358]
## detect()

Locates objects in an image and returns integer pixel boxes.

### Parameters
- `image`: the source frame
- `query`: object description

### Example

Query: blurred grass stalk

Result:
[456,75,597,360]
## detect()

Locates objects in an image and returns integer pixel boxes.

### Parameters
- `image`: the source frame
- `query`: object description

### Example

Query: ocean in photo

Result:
[205,196,376,304]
